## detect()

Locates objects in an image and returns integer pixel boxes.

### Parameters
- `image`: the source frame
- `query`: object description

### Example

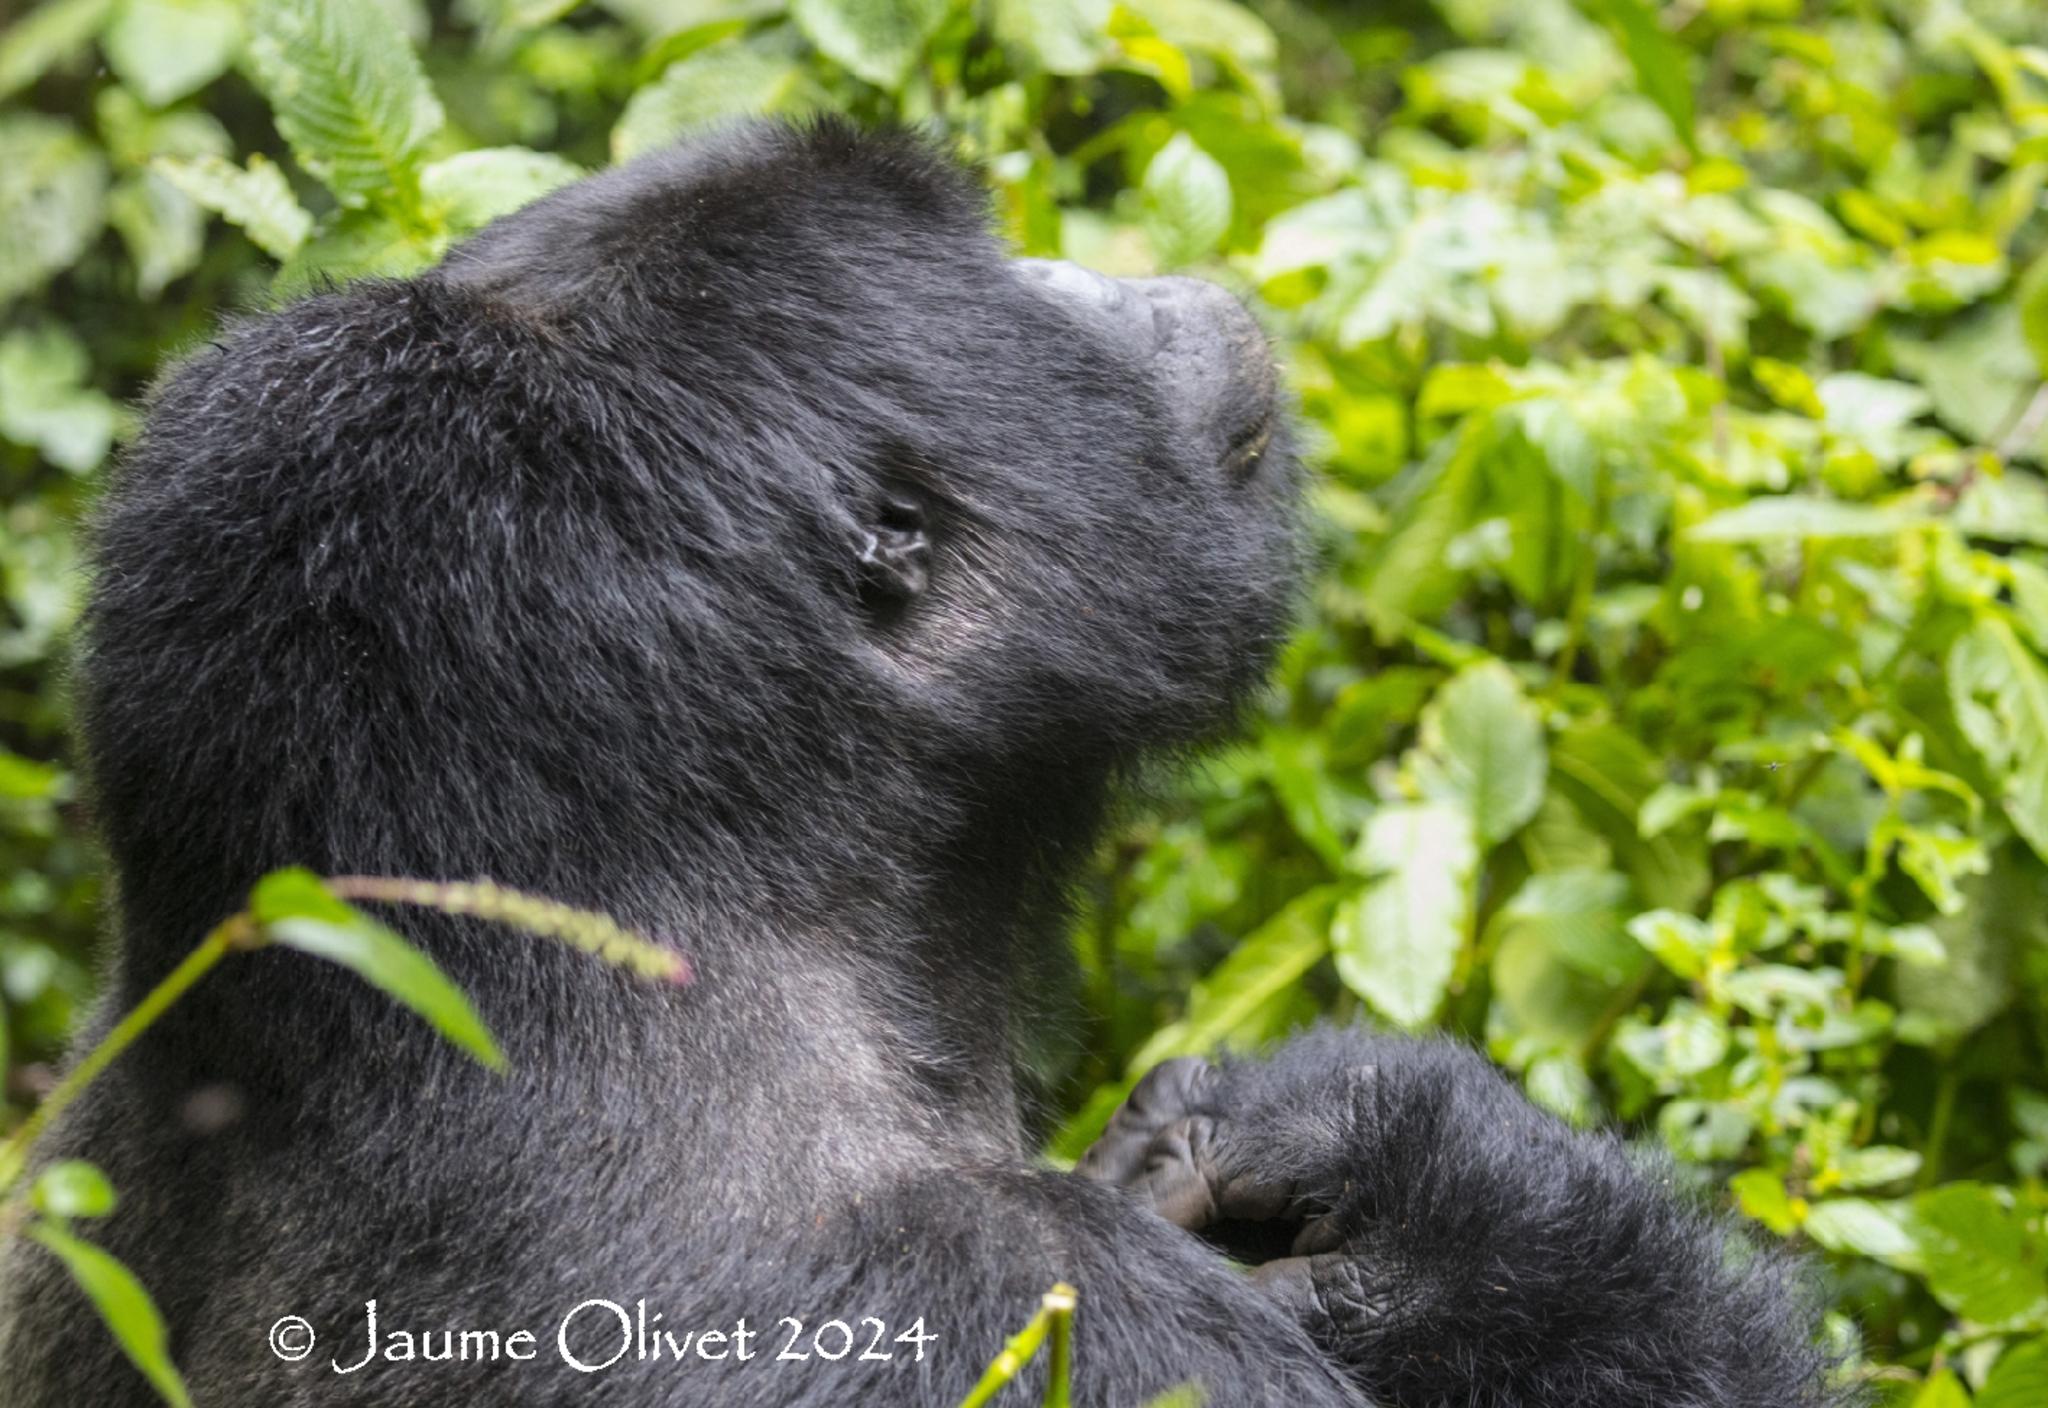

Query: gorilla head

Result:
[80,120,1298,983]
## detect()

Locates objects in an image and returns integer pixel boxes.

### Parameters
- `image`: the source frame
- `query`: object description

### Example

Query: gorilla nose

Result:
[1014,260,1279,480]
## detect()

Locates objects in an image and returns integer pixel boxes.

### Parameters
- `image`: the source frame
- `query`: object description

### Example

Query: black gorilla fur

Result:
[0,122,1846,1407]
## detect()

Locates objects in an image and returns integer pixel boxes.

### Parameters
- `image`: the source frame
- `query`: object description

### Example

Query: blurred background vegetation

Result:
[3,0,2048,1401]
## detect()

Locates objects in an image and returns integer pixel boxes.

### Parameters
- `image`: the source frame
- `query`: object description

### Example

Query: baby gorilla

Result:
[0,122,1842,1408]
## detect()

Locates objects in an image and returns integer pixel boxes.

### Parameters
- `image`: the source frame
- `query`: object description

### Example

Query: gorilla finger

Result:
[1291,1213,1347,1256]
[1076,1058,1217,1185]
[1131,1116,1221,1229]
[1248,1255,1320,1319]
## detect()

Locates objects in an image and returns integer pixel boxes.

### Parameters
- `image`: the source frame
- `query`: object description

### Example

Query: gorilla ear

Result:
[855,495,930,608]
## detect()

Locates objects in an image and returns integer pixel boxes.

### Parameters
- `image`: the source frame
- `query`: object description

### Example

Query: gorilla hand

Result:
[1077,1030,1840,1408]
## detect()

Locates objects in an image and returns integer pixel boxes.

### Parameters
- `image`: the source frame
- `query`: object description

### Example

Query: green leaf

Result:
[1493,868,1639,983]
[0,0,114,103]
[1615,1000,1729,1082]
[1141,133,1231,270]
[1731,1168,1799,1236]
[791,0,950,90]
[1803,1198,1918,1262]
[1977,1338,2048,1408]
[1127,886,1335,1072]
[1414,661,1547,847]
[1832,1146,1922,1191]
[1333,802,1476,1029]
[252,868,506,1071]
[271,209,440,294]
[1686,496,1925,542]
[107,171,205,299]
[1122,0,1275,69]
[0,115,109,307]
[0,324,119,473]
[612,41,815,163]
[2018,248,2048,379]
[1910,1368,1970,1408]
[28,1224,193,1408]
[421,147,581,233]
[990,0,1108,77]
[154,153,311,260]
[1948,616,2048,864]
[242,0,444,215]
[1549,724,1709,912]
[102,0,242,108]
[32,1159,117,1218]
[1592,0,1695,151]
[1913,1184,2048,1325]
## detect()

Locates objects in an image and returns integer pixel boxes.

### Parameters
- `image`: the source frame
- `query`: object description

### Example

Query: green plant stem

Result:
[0,916,251,1195]
[1041,1284,1076,1408]
[956,1284,1076,1408]
[1918,1061,1960,1191]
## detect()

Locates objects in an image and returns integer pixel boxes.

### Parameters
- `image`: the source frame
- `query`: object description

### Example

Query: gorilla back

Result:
[0,123,1845,1408]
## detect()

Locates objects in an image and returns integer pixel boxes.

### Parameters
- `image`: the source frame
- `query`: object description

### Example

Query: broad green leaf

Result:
[1686,496,1925,542]
[28,1224,192,1408]
[1492,869,1636,983]
[1333,803,1476,1029]
[1910,1368,1969,1408]
[155,153,312,260]
[1142,134,1231,270]
[1913,1184,2048,1325]
[1948,616,2048,863]
[252,868,505,1071]
[1123,0,1275,68]
[271,209,440,294]
[0,0,114,103]
[1977,1338,2048,1408]
[0,324,119,472]
[612,42,815,162]
[242,0,445,215]
[1622,912,1720,978]
[1803,1198,1917,1262]
[2011,558,2048,653]
[421,148,582,233]
[1731,1168,1799,1236]
[1592,0,1695,150]
[32,1159,116,1218]
[990,0,1108,77]
[463,0,583,37]
[1615,1000,1729,1083]
[1414,661,1547,847]
[1127,886,1336,1072]
[1489,921,1614,1064]
[0,748,65,799]
[0,115,109,307]
[106,171,205,299]
[1549,725,1709,912]
[103,0,242,108]
[791,0,949,90]
[2019,247,2048,379]
[1832,1146,1922,1191]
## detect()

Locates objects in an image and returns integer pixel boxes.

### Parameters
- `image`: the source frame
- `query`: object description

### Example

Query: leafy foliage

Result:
[4,0,2048,1401]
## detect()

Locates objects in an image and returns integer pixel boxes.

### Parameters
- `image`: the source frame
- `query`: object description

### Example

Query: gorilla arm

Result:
[1079,1030,1847,1408]
[657,1164,1370,1408]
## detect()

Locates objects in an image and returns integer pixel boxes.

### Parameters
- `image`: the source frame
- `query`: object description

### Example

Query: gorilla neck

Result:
[110,750,1112,1167]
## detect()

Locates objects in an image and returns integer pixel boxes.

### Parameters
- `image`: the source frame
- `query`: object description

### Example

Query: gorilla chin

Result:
[0,121,1845,1408]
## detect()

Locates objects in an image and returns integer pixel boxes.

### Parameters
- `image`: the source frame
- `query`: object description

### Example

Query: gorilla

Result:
[0,122,1844,1407]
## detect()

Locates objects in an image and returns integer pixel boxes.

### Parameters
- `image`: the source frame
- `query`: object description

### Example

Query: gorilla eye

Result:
[855,493,930,617]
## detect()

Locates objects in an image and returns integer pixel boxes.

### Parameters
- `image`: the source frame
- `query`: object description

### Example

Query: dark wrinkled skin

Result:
[0,122,1848,1408]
